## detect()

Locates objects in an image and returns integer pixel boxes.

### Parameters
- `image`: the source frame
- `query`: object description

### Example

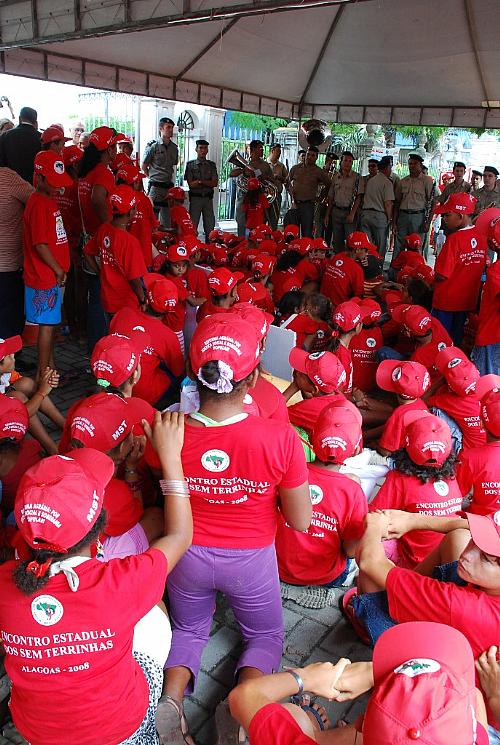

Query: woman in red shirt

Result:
[242,178,270,234]
[0,412,192,745]
[160,314,311,744]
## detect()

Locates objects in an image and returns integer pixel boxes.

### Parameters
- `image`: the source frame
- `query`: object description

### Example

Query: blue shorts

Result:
[25,285,62,325]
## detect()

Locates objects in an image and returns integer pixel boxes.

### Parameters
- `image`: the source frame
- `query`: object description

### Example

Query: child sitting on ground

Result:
[369,411,462,568]
[349,299,383,393]
[196,267,243,322]
[166,187,197,238]
[285,293,332,351]
[0,335,64,455]
[276,400,367,587]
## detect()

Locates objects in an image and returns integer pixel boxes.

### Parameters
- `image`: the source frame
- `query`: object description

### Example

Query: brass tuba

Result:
[227,148,277,204]
[298,119,332,154]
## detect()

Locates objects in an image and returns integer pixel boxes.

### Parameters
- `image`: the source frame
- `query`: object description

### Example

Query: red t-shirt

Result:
[370,471,462,566]
[84,223,147,313]
[250,375,289,422]
[170,204,196,237]
[276,464,366,585]
[390,250,425,271]
[243,194,270,230]
[428,386,486,451]
[320,256,364,306]
[296,258,320,284]
[78,164,115,236]
[271,268,301,303]
[129,192,158,268]
[349,327,383,392]
[286,313,330,349]
[433,226,487,311]
[336,344,353,393]
[56,181,81,254]
[410,319,452,382]
[249,704,316,745]
[0,549,168,745]
[196,301,231,323]
[386,567,500,727]
[186,265,210,299]
[288,393,347,437]
[161,274,189,333]
[379,399,428,452]
[475,261,500,347]
[182,415,308,548]
[457,442,500,515]
[23,192,70,289]
[109,307,184,405]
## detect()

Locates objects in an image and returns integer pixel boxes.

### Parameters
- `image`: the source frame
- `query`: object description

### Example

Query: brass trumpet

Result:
[227,148,278,204]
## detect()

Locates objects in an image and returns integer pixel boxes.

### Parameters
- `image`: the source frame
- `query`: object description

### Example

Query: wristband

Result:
[160,479,190,498]
[287,669,304,695]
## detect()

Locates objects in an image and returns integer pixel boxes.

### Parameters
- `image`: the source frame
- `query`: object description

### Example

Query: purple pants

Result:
[165,544,284,692]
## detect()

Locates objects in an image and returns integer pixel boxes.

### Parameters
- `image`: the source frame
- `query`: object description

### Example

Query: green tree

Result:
[226,111,290,134]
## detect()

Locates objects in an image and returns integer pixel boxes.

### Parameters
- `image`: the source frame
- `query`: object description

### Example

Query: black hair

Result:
[276,250,303,271]
[326,320,358,354]
[275,290,304,323]
[0,439,21,457]
[307,146,319,154]
[13,509,107,596]
[453,161,466,170]
[212,291,231,306]
[19,106,37,124]
[243,188,261,207]
[368,158,379,165]
[392,447,457,484]
[196,361,256,402]
[196,139,209,147]
[159,117,174,127]
[249,140,263,151]
[304,292,332,323]
[298,150,306,156]
[77,142,104,179]
[341,151,354,160]
[407,277,433,310]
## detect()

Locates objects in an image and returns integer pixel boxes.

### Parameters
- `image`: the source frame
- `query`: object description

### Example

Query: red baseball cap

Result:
[89,126,126,151]
[252,254,275,275]
[183,235,203,256]
[63,144,83,167]
[347,231,372,250]
[210,246,229,266]
[208,229,224,242]
[311,237,329,251]
[272,229,283,241]
[190,316,261,385]
[376,360,431,398]
[475,374,500,437]
[332,301,362,332]
[116,163,146,184]
[117,135,133,145]
[246,177,260,191]
[359,299,382,324]
[408,263,435,284]
[475,207,500,240]
[230,302,274,341]
[257,239,278,256]
[289,349,347,393]
[236,281,269,306]
[283,224,299,238]
[434,192,477,215]
[34,151,72,188]
[111,152,133,171]
[167,187,185,201]
[145,275,179,313]
[208,268,243,296]
[365,621,477,745]
[110,185,137,214]
[289,237,312,255]
[391,303,432,337]
[404,413,452,466]
[41,125,71,145]
[91,332,147,387]
[435,347,480,396]
[404,233,422,249]
[15,448,114,552]
[312,402,362,463]
[467,511,500,558]
[0,335,22,359]
[255,224,272,236]
[103,478,143,537]
[167,242,190,262]
[70,392,132,451]
[0,395,29,441]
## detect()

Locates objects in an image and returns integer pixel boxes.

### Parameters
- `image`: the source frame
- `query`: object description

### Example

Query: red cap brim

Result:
[467,513,500,559]
[289,347,309,374]
[0,335,23,357]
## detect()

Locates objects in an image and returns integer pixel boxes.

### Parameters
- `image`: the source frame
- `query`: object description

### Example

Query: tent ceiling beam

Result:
[175,17,239,81]
[464,0,491,106]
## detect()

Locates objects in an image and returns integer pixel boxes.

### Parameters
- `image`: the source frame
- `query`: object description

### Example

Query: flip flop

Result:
[291,693,330,731]
[214,699,249,744]
[339,588,371,646]
[155,695,194,745]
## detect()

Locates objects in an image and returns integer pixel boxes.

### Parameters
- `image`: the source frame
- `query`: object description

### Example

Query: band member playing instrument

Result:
[287,146,331,238]
[315,152,338,242]
[229,140,274,237]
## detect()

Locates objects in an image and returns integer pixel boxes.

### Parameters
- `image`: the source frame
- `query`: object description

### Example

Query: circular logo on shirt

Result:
[31,595,64,627]
[201,449,230,473]
[366,337,376,348]
[447,357,462,369]
[103,236,111,249]
[394,659,441,678]
[177,245,188,257]
[471,237,477,249]
[433,480,449,497]
[335,259,343,267]
[309,484,324,505]
[53,160,65,175]
[437,342,447,352]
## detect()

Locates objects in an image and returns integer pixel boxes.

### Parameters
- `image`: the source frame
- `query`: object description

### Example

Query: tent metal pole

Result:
[175,17,240,81]
[464,0,490,107]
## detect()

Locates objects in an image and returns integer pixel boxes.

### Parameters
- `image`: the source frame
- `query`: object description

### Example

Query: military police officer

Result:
[141,117,179,226]
[184,139,219,242]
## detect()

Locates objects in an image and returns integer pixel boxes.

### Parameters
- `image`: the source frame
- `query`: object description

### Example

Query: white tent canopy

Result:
[1,0,499,127]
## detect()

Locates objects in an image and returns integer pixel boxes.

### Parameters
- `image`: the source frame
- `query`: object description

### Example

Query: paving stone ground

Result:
[10,338,372,745]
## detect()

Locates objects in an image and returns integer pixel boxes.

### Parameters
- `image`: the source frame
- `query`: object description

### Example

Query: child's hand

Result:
[55,268,66,287]
[334,661,374,702]
[365,510,389,539]
[382,509,415,539]
[47,369,60,389]
[37,367,58,396]
[476,647,500,702]
[125,435,146,468]
[142,411,185,461]
[297,659,351,701]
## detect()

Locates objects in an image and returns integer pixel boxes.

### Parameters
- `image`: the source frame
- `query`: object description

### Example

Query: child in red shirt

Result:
[116,162,159,269]
[391,303,452,383]
[160,242,206,353]
[276,400,366,587]
[349,299,383,393]
[0,395,41,519]
[370,412,462,567]
[84,185,148,316]
[390,231,425,272]
[457,374,500,515]
[471,221,500,375]
[167,187,197,238]
[24,151,72,377]
[242,178,270,233]
[286,293,331,351]
[196,267,242,322]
